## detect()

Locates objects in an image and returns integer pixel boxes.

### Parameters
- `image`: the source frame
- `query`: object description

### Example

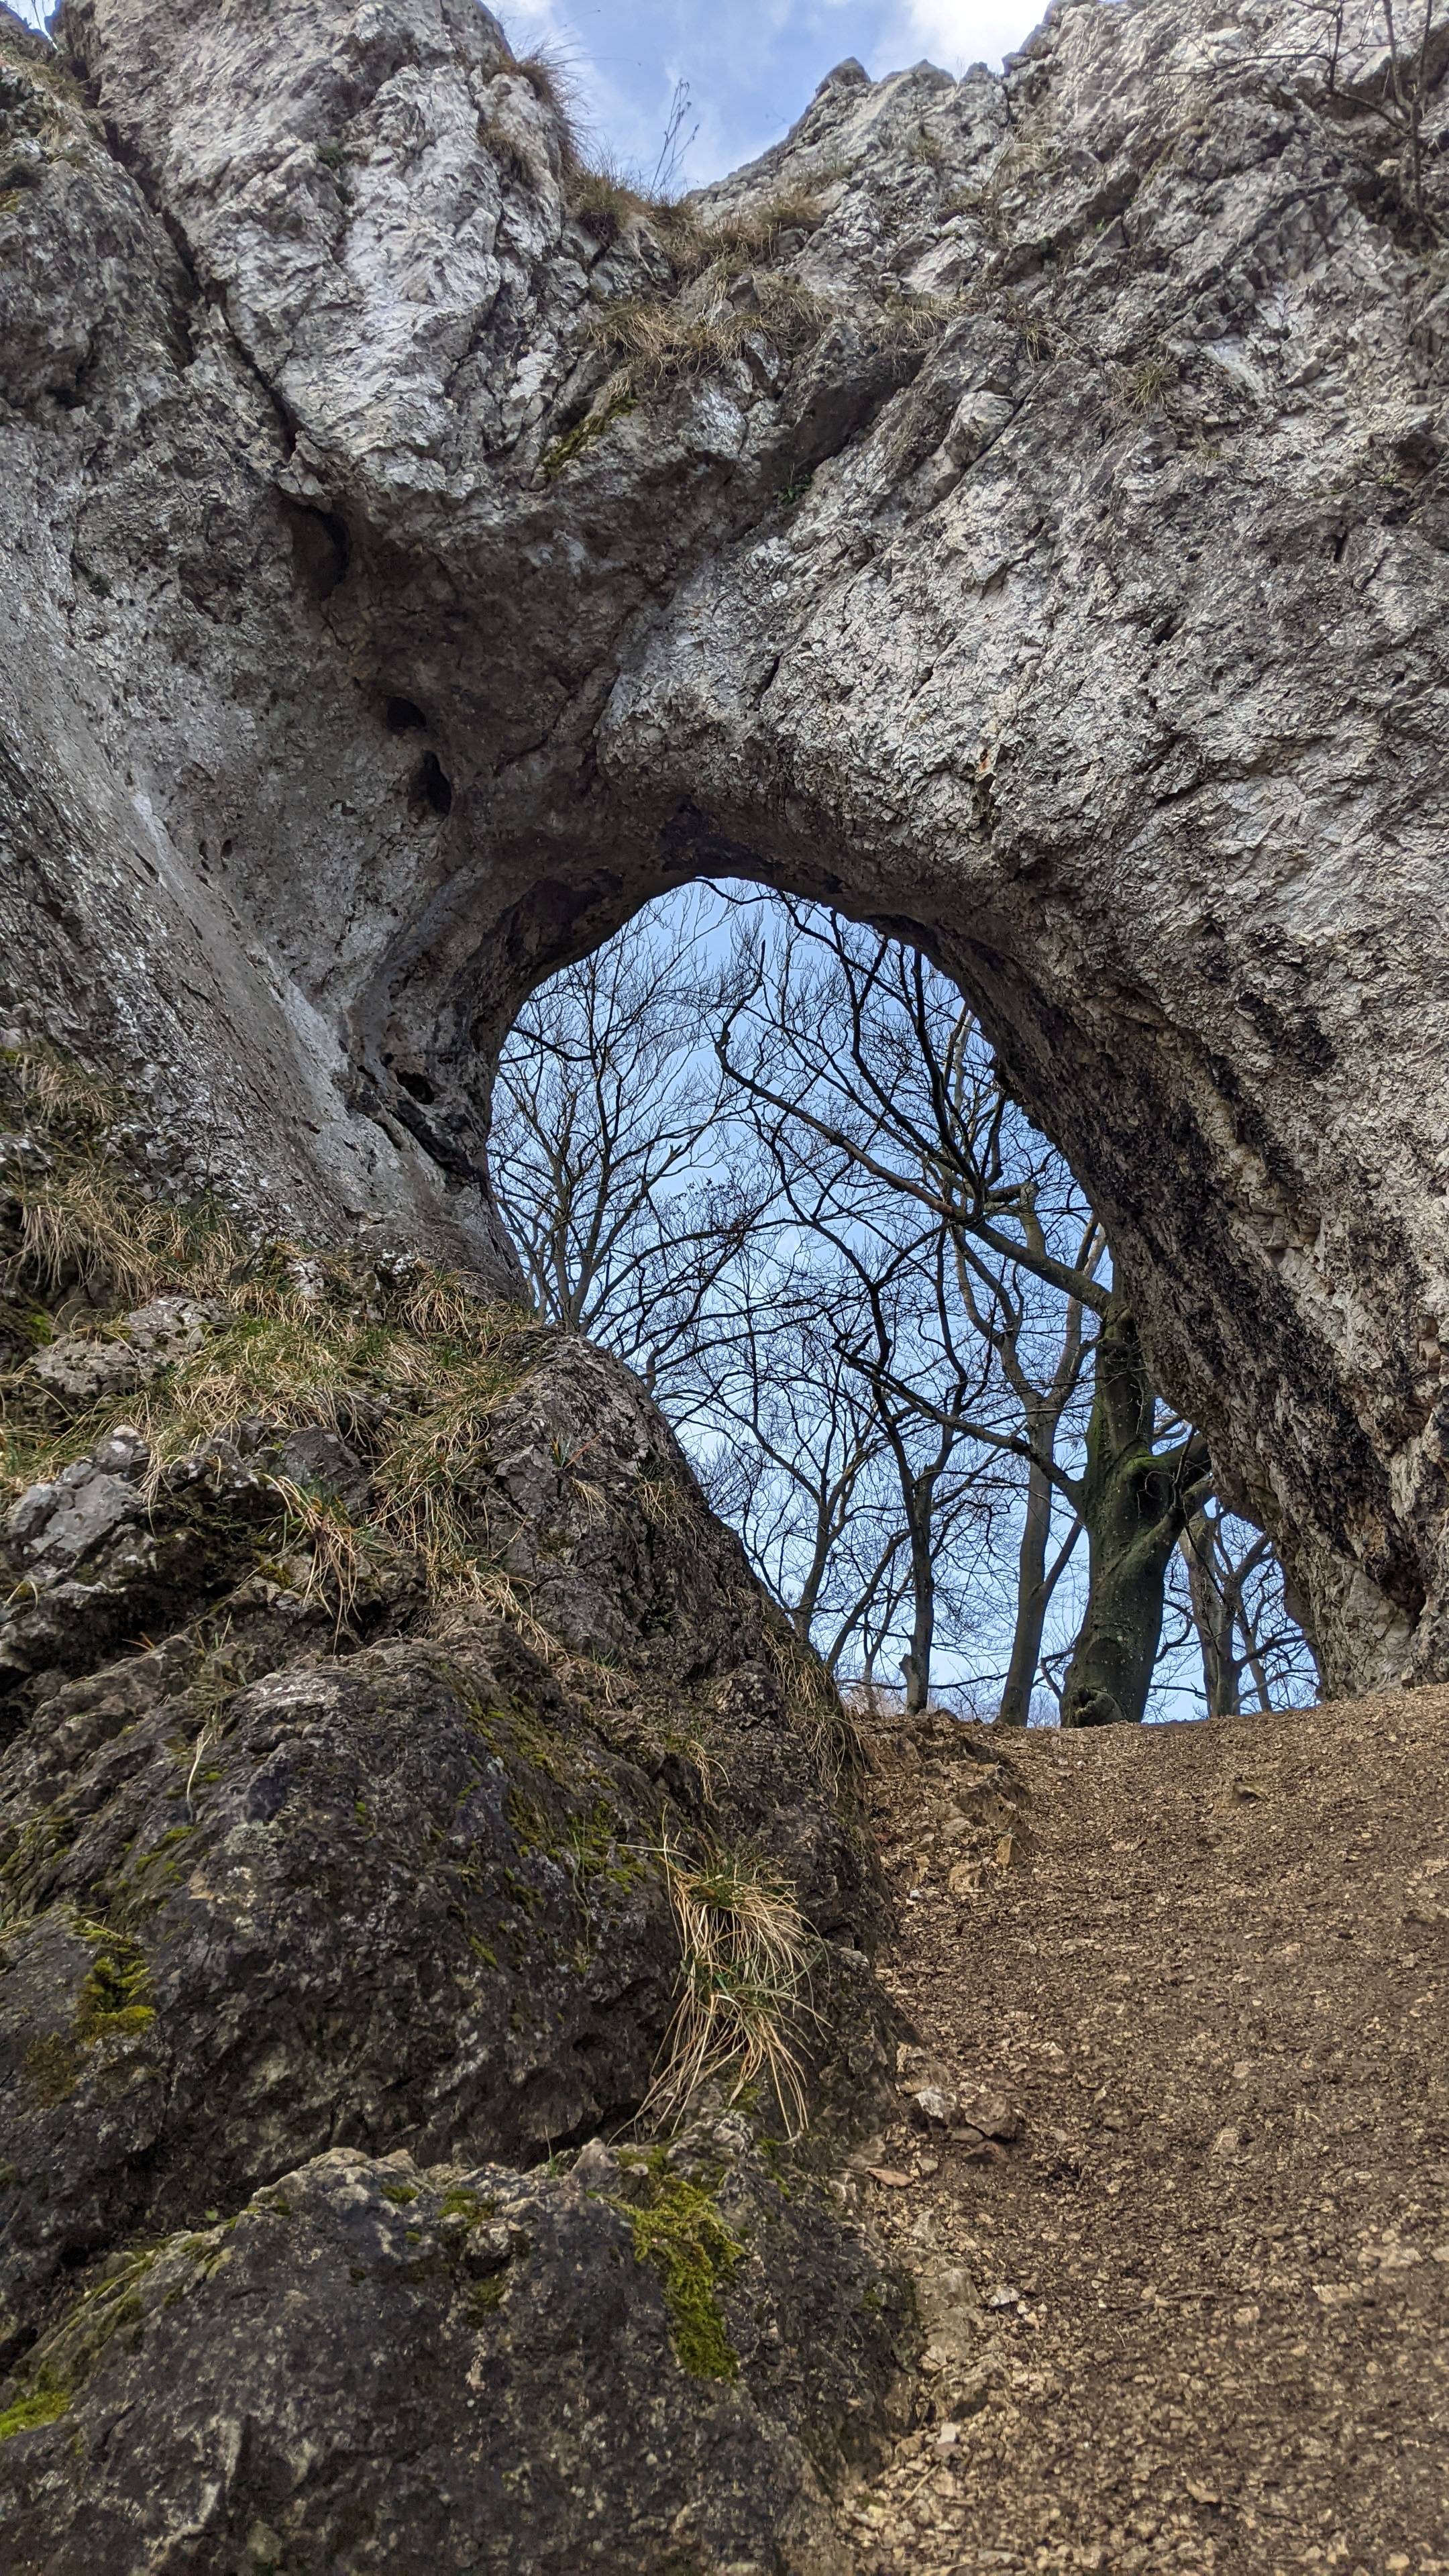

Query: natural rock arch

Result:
[3,0,1448,1695]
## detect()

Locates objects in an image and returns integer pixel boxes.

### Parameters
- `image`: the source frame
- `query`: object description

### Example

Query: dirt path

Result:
[838,1692,1449,2575]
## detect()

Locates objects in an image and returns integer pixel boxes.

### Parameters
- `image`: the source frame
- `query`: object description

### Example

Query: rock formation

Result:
[1,0,1448,2559]
[2,0,1448,1688]
[0,1131,908,2561]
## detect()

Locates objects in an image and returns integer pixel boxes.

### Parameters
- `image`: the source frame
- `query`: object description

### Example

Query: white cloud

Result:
[871,0,1040,74]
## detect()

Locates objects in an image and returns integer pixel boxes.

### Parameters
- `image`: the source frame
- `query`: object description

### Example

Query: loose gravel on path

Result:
[837,1691,1449,2575]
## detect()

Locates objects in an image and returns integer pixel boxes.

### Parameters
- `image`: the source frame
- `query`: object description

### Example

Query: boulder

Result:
[0,2131,914,2574]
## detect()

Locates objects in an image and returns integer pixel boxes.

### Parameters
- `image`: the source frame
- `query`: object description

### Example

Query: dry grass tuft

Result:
[16,1165,160,1306]
[1,1044,547,1584]
[266,1477,371,1630]
[867,289,972,354]
[646,1839,815,2137]
[1118,350,1179,414]
[657,186,825,278]
[635,1473,699,1541]
[567,163,647,245]
[503,44,578,140]
[15,1050,119,1136]
[591,273,833,395]
[762,1617,862,1781]
[480,117,537,190]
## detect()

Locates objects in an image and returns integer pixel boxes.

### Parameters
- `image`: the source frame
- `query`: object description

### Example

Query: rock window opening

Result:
[488,881,1318,1729]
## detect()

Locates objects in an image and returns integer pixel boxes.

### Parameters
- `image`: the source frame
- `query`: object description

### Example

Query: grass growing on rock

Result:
[645,1841,815,2138]
[0,1040,548,1612]
[589,272,833,395]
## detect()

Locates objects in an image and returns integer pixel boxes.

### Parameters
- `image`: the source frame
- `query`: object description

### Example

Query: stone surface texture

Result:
[0,1328,892,2341]
[0,1316,906,2565]
[0,0,1446,1687]
[3,0,1449,2555]
[0,2129,912,2575]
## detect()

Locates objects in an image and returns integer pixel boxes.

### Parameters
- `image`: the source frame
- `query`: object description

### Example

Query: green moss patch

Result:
[0,2372,69,2443]
[21,2031,80,2106]
[72,1917,155,2044]
[617,2159,743,2381]
[437,2187,498,2225]
[539,392,636,480]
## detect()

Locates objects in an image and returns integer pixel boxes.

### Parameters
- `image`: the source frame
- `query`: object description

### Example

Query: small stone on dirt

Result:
[910,2085,960,2128]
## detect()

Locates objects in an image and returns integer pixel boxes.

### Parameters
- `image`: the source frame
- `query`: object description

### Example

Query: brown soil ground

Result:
[837,1689,1449,2576]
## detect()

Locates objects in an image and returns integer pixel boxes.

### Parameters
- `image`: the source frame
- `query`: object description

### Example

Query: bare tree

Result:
[489,895,766,1405]
[493,883,1313,1729]
[690,1280,892,1660]
[1177,1503,1320,1715]
[714,906,1216,1729]
[1259,0,1446,233]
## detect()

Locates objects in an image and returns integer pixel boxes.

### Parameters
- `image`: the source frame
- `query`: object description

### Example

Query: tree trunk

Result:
[998,1453,1055,1727]
[900,1488,936,1713]
[1061,1305,1206,1729]
[1181,1510,1241,1717]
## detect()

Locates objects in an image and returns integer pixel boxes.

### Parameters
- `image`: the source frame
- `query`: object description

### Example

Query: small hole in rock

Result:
[395,1068,437,1104]
[385,696,427,734]
[285,502,350,602]
[411,753,454,818]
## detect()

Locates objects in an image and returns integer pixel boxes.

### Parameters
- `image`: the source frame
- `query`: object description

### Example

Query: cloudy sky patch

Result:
[498,0,1040,186]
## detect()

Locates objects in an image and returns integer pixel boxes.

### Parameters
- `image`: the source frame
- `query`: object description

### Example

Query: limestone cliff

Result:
[4,0,1449,1691]
[1,1,1449,2557]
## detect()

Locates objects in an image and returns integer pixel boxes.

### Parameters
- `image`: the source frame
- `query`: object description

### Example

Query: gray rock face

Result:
[0,1313,908,2563]
[28,1294,214,1400]
[0,1424,283,1715]
[0,1331,892,2351]
[10,3,1447,2546]
[0,2132,912,2574]
[4,0,1448,1686]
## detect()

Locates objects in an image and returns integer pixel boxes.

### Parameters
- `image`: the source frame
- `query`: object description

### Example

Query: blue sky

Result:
[498,0,1042,186]
[11,1,1042,182]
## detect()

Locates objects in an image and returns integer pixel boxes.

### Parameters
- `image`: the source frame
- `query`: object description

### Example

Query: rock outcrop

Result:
[3,0,1449,1685]
[3,0,1449,2559]
[0,1160,906,2561]
[0,2129,912,2575]
[0,1294,893,2332]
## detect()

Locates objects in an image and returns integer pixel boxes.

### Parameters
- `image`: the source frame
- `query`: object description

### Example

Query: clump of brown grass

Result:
[1118,349,1179,414]
[567,163,647,245]
[645,1839,815,2137]
[506,46,574,121]
[635,1472,703,1542]
[761,1615,861,1782]
[15,1050,120,1136]
[1,1039,545,1556]
[480,116,537,190]
[657,186,825,279]
[866,288,972,354]
[365,1360,521,1593]
[266,1477,372,1631]
[591,272,833,395]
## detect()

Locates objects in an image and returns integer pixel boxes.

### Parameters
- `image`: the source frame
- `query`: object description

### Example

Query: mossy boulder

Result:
[0,2131,914,2574]
[0,1623,681,2353]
